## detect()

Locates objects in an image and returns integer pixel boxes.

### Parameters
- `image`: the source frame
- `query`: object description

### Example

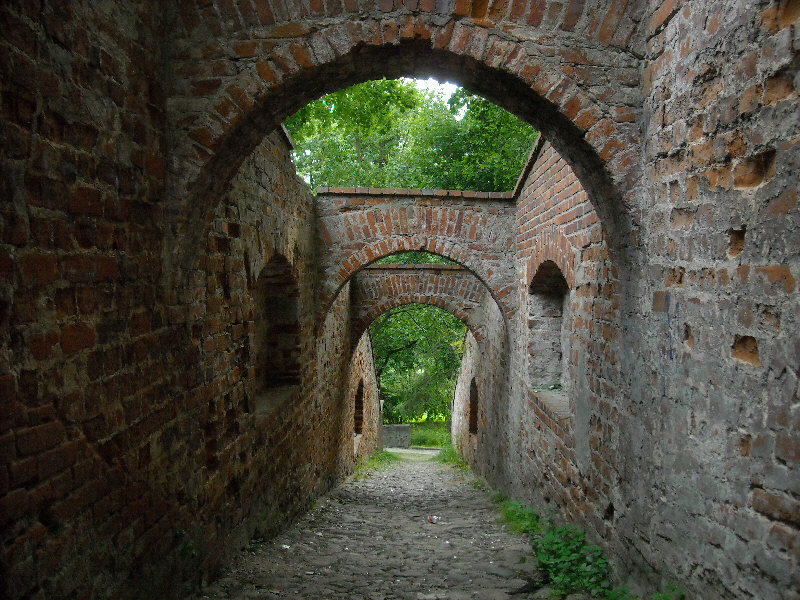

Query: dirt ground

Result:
[189,448,544,600]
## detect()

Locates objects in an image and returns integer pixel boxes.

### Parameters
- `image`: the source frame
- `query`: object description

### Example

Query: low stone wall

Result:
[383,425,411,448]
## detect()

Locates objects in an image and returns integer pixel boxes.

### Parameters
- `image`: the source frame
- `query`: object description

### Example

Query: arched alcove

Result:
[251,253,301,414]
[354,380,364,436]
[528,260,571,393]
[468,378,479,435]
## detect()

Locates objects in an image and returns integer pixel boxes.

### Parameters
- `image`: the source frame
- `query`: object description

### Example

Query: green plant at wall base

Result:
[534,523,611,596]
[498,500,542,537]
[434,442,470,470]
[652,584,685,600]
[353,449,401,480]
[492,496,640,599]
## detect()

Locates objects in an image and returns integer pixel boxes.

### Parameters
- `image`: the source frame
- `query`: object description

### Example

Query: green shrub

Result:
[534,523,610,596]
[493,498,639,599]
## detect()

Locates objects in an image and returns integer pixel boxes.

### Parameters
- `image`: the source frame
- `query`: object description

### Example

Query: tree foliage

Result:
[284,78,538,192]
[373,251,455,265]
[370,303,466,423]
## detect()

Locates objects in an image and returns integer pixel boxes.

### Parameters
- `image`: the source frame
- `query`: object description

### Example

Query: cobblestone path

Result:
[192,448,540,600]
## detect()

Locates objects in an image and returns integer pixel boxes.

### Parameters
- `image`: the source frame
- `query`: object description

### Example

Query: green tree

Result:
[370,303,466,423]
[284,78,538,192]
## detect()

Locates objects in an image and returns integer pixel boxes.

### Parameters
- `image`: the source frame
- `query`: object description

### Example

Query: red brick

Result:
[27,330,59,360]
[0,488,29,527]
[16,422,66,456]
[61,323,95,355]
[776,434,800,464]
[751,488,800,525]
[18,253,58,285]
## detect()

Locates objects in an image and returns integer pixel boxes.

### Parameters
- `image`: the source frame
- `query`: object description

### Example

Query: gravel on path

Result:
[191,448,541,600]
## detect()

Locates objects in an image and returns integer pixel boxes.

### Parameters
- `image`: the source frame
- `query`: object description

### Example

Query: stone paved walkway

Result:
[192,448,541,600]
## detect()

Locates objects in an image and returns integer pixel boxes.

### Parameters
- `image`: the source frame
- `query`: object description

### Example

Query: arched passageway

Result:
[2,2,798,599]
[163,5,640,282]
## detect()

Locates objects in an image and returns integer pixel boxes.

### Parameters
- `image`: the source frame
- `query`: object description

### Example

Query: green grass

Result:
[353,449,401,480]
[434,442,470,471]
[409,421,450,447]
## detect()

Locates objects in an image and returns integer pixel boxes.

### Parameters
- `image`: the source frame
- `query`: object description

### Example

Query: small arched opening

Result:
[251,253,301,414]
[527,260,571,416]
[354,380,364,436]
[468,378,479,435]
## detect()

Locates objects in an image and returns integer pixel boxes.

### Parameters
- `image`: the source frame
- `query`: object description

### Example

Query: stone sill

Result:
[353,433,362,454]
[532,389,571,425]
[254,385,298,416]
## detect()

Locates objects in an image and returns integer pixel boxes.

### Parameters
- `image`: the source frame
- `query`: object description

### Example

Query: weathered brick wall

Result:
[347,331,382,461]
[451,287,510,483]
[2,1,798,598]
[490,138,620,534]
[623,1,800,594]
[0,2,170,597]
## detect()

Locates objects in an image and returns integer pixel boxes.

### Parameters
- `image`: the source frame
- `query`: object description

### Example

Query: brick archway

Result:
[316,187,516,320]
[165,4,643,280]
[349,264,496,344]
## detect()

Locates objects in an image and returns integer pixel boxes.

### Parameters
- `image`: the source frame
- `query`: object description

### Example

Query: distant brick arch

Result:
[315,188,516,320]
[164,4,643,278]
[349,264,494,343]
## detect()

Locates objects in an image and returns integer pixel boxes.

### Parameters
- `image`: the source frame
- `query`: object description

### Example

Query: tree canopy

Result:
[284,78,538,192]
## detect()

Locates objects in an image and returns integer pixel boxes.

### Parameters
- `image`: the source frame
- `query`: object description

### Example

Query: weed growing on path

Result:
[353,449,401,480]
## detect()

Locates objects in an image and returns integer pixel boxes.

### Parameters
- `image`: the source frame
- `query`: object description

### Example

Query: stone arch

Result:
[354,294,487,345]
[526,228,577,290]
[320,237,513,323]
[165,7,643,279]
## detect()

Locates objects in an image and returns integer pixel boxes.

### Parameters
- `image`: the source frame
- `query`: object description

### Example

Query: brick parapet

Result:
[317,187,514,200]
